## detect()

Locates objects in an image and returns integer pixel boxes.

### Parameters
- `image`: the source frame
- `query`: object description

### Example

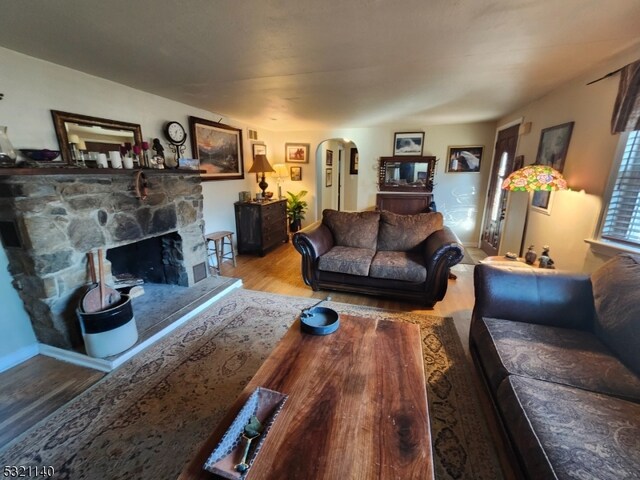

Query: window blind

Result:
[602,130,640,246]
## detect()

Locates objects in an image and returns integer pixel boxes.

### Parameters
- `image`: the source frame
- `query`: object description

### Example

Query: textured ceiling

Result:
[1,0,639,131]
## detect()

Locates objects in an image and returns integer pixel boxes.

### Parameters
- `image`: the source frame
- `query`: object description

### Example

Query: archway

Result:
[315,138,359,219]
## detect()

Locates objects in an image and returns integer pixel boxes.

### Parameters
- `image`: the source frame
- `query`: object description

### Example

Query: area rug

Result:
[0,289,502,480]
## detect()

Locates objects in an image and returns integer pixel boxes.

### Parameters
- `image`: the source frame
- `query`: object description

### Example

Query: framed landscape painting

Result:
[285,143,310,163]
[189,116,244,181]
[394,132,424,156]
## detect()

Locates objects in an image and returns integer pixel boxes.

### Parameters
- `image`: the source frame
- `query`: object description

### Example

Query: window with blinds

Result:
[601,130,640,246]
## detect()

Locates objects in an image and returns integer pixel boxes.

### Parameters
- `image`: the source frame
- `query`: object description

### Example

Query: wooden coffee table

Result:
[179,314,434,480]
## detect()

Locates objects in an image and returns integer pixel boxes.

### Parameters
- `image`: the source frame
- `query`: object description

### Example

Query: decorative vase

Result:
[524,245,537,265]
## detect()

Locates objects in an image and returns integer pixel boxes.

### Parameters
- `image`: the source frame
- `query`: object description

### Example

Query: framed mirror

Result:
[378,156,436,192]
[52,110,143,165]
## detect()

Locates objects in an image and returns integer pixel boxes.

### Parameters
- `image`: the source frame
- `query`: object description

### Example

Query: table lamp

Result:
[248,154,275,199]
[502,164,568,256]
[271,163,288,199]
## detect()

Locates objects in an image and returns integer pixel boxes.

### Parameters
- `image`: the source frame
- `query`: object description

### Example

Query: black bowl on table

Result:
[300,306,340,335]
[20,149,61,161]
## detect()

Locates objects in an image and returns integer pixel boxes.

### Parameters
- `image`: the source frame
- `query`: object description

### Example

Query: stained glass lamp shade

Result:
[502,164,568,192]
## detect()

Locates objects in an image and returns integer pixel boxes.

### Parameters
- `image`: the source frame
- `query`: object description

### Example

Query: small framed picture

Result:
[326,168,333,187]
[252,143,267,182]
[394,132,424,156]
[350,148,359,174]
[252,143,266,159]
[446,146,483,172]
[290,166,302,181]
[326,149,333,166]
[531,190,554,215]
[285,143,310,163]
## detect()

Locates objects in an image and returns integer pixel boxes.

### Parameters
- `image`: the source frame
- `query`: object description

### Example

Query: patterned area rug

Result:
[0,289,502,479]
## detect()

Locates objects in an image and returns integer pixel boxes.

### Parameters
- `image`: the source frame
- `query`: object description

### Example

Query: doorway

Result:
[316,139,358,217]
[480,123,520,256]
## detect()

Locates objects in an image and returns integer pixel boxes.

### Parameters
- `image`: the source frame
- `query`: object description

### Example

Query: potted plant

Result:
[286,190,308,232]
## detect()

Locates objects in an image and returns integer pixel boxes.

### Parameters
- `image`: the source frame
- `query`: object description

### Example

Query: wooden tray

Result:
[203,387,288,479]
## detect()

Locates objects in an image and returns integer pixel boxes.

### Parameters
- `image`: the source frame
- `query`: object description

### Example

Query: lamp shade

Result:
[248,154,275,173]
[272,163,288,178]
[68,134,80,145]
[502,164,568,192]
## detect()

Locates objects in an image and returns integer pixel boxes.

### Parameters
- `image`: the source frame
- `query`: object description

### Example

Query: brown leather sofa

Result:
[470,254,640,479]
[292,209,463,307]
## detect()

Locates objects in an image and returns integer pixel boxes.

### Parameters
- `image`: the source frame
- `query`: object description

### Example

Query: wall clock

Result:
[164,121,187,145]
[163,121,187,161]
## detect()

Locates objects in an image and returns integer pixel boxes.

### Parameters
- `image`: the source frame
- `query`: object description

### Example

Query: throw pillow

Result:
[322,209,380,250]
[377,210,443,251]
[591,253,640,376]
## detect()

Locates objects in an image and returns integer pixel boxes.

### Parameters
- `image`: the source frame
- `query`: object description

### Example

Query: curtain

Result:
[611,59,640,134]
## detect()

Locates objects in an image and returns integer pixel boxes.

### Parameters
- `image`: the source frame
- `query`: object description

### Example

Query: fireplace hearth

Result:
[0,170,209,350]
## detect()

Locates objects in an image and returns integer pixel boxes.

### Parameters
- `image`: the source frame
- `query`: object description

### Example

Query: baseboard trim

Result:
[0,343,39,373]
[38,344,113,372]
[39,279,243,372]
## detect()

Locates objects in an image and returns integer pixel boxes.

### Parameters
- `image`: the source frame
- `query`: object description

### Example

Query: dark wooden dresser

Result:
[376,192,435,214]
[234,199,288,256]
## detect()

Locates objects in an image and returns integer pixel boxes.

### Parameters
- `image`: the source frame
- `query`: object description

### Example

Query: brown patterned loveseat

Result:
[292,209,463,307]
[471,254,640,479]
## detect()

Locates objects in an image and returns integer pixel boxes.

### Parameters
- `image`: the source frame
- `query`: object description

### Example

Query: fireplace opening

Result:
[107,232,188,287]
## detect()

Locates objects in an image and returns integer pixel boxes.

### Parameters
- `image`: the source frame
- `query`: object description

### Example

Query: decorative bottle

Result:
[524,245,537,265]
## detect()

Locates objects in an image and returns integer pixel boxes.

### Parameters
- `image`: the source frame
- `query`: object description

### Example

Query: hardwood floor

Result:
[0,356,104,448]
[0,241,479,451]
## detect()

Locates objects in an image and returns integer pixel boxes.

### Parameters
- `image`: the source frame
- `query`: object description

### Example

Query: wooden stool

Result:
[205,231,236,274]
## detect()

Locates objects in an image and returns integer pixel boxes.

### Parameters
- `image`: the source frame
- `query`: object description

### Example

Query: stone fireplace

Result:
[0,170,208,350]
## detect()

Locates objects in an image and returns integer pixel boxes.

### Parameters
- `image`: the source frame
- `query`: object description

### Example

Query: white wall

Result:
[343,141,358,211]
[0,246,38,371]
[318,139,344,212]
[498,44,640,272]
[0,47,263,365]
